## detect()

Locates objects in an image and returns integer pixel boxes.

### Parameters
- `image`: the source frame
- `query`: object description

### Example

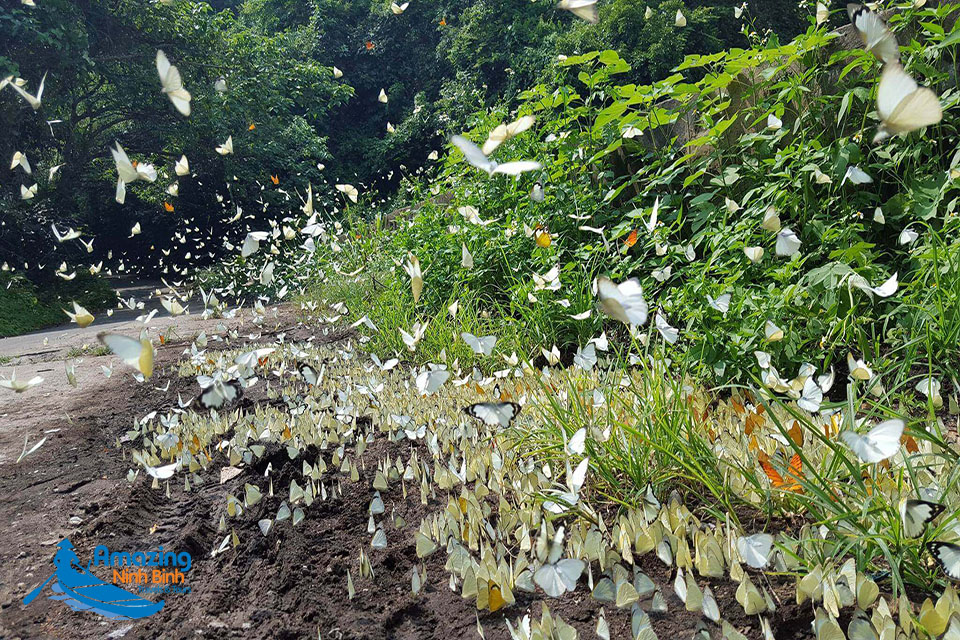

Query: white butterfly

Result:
[573,343,597,371]
[378,88,388,103]
[567,427,586,455]
[450,135,542,176]
[111,143,157,183]
[198,375,241,408]
[847,4,899,63]
[928,542,960,580]
[144,460,179,480]
[737,533,774,569]
[841,418,904,463]
[655,313,679,344]
[415,368,450,396]
[534,529,584,597]
[175,155,190,176]
[461,332,496,356]
[0,371,44,393]
[850,272,898,299]
[543,457,589,514]
[98,332,154,378]
[481,115,536,155]
[798,377,823,413]
[900,499,944,538]
[744,246,764,263]
[8,72,45,110]
[216,135,234,155]
[241,231,269,257]
[336,183,359,203]
[390,2,409,14]
[462,401,521,428]
[156,50,191,116]
[556,0,598,23]
[873,63,942,143]
[842,165,873,185]
[597,276,648,326]
[898,226,919,245]
[675,9,686,27]
[775,228,802,257]
[707,293,731,315]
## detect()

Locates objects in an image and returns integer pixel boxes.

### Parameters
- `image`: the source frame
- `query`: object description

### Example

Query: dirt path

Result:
[0,304,808,640]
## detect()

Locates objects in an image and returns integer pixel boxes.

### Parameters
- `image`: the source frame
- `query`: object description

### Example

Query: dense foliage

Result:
[313,3,960,400]
[1,0,803,324]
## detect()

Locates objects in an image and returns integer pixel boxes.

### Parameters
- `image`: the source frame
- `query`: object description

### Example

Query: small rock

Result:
[69,516,82,526]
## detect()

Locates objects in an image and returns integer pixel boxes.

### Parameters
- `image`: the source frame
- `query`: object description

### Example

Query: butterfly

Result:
[928,542,960,580]
[175,155,190,176]
[760,452,803,492]
[462,332,496,356]
[336,184,359,203]
[199,377,242,408]
[900,499,945,538]
[847,4,899,63]
[390,2,409,14]
[98,333,154,378]
[378,88,388,103]
[450,135,542,176]
[463,402,521,428]
[873,63,942,143]
[556,0,598,23]
[163,201,175,212]
[597,276,648,326]
[270,174,279,185]
[64,301,95,328]
[624,229,638,248]
[841,418,904,463]
[534,557,583,597]
[736,533,774,569]
[415,368,449,396]
[655,313,679,344]
[8,72,45,110]
[156,49,191,116]
[216,136,234,155]
[365,40,375,50]
[0,372,44,393]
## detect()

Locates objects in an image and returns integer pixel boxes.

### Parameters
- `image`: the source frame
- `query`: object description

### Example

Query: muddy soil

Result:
[0,310,812,639]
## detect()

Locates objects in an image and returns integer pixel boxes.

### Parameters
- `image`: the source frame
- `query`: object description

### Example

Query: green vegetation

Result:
[0,272,117,337]
[290,1,960,598]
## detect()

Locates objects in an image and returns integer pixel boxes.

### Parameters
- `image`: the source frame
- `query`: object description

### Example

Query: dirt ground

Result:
[0,307,812,639]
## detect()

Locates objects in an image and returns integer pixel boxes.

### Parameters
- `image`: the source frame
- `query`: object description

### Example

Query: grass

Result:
[0,272,118,338]
[222,0,960,613]
[65,345,111,358]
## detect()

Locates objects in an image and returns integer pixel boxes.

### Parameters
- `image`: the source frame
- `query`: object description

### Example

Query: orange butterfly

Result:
[258,356,269,367]
[439,17,447,26]
[624,229,638,248]
[365,40,375,50]
[760,452,804,493]
[163,202,174,212]
[270,175,279,185]
[159,334,166,345]
[248,123,256,131]
[787,421,804,447]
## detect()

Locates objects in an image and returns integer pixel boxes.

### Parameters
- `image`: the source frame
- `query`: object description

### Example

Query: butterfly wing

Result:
[900,499,945,538]
[928,542,960,580]
[492,161,542,176]
[463,402,520,428]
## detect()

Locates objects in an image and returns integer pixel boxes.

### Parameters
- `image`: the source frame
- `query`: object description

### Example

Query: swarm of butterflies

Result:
[3,1,959,639]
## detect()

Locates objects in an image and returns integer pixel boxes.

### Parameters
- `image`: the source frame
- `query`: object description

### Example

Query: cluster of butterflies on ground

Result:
[4,0,960,637]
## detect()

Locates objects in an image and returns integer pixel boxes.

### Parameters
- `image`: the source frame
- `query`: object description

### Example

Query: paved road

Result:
[0,278,200,361]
